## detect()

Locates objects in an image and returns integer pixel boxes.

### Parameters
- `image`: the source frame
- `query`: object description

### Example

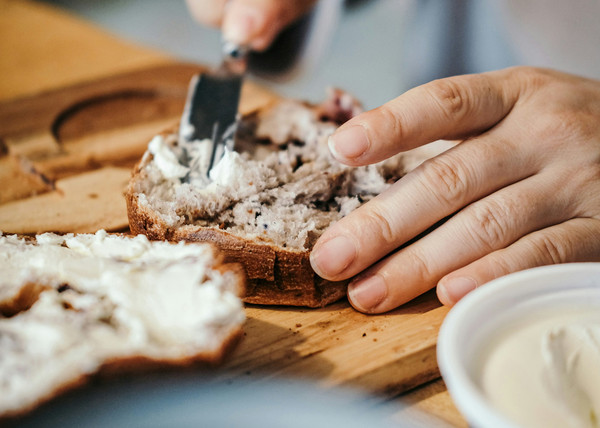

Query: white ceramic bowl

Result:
[437,263,600,428]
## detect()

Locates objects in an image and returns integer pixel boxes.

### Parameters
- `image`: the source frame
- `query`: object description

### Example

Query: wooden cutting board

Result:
[0,63,448,398]
[0,63,277,233]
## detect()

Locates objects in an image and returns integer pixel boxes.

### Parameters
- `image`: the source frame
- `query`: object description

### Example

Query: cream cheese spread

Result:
[0,231,245,416]
[480,309,600,428]
[148,135,190,180]
[0,230,245,350]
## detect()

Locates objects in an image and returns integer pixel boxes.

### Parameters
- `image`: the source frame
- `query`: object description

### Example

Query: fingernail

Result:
[438,277,477,305]
[223,4,263,44]
[348,275,387,312]
[310,235,356,278]
[328,125,370,162]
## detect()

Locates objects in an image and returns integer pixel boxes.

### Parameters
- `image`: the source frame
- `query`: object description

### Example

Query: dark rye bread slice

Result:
[0,231,245,419]
[126,89,453,307]
[126,208,347,307]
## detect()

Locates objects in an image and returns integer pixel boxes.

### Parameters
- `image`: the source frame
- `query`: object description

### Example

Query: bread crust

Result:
[126,159,348,308]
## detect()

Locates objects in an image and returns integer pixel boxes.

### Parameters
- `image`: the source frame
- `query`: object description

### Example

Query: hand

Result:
[309,66,600,313]
[186,0,317,51]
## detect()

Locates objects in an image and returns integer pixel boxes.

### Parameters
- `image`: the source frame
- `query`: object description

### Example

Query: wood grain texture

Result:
[220,291,448,397]
[0,0,169,102]
[0,167,131,234]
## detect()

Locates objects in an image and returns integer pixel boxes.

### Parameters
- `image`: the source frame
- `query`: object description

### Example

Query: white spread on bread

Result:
[0,231,244,417]
[148,134,190,179]
[134,95,452,250]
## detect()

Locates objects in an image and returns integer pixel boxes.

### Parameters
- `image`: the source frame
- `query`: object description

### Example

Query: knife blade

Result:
[180,41,248,180]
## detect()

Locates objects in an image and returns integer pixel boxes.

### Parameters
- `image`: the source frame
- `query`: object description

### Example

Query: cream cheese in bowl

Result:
[437,263,600,428]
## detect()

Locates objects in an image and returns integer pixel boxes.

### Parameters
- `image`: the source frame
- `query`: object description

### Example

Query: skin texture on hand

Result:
[309,66,600,313]
[186,0,317,51]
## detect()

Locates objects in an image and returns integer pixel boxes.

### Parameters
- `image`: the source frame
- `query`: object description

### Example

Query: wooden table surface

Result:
[0,1,466,426]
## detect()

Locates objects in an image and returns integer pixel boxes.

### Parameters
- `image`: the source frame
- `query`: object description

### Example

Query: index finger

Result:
[328,68,521,166]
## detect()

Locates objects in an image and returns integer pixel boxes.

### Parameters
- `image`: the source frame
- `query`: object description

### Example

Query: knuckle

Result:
[418,156,470,205]
[404,248,434,283]
[371,211,396,244]
[361,206,397,246]
[467,198,514,250]
[426,78,471,120]
[487,253,515,278]
[529,233,569,265]
[370,103,405,145]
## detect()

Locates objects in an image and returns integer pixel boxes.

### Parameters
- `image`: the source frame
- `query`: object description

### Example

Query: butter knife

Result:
[180,41,248,179]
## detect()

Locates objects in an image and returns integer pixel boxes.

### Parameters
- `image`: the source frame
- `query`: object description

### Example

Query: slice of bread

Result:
[126,89,452,307]
[0,230,245,419]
